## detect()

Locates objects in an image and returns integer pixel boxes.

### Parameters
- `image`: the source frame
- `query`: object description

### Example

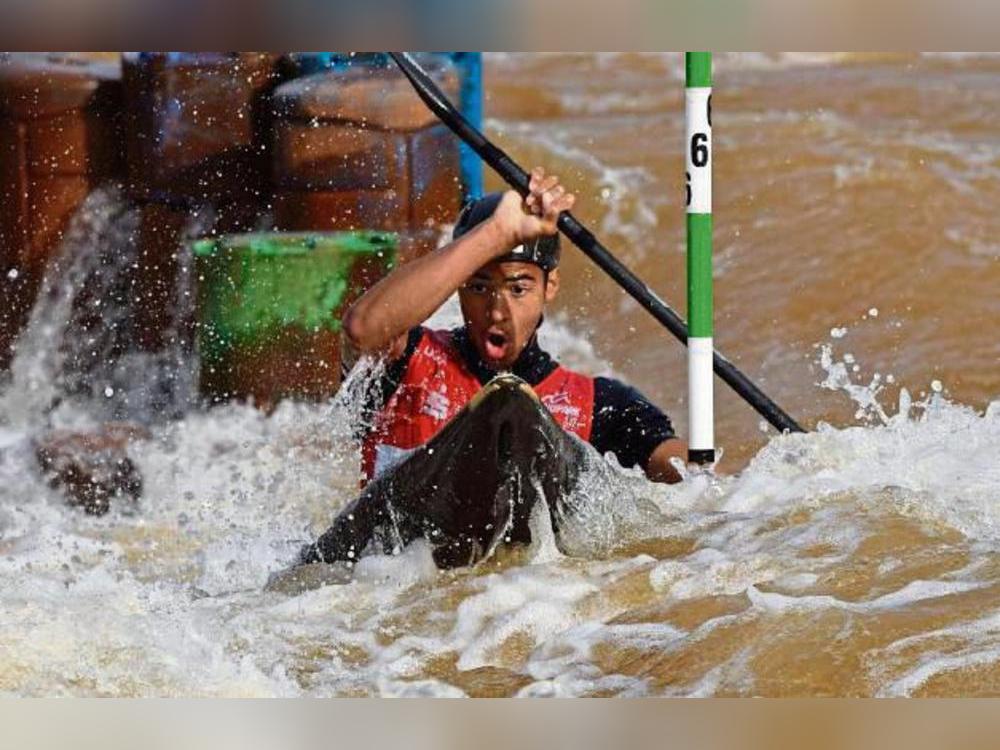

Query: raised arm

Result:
[342,167,575,356]
[342,215,512,354]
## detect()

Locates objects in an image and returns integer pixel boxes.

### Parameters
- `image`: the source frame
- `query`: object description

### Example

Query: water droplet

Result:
[830,326,847,339]
[103,386,115,398]
[6,268,18,280]
[931,380,943,393]
[868,307,879,317]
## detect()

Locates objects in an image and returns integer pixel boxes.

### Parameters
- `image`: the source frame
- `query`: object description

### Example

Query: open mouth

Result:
[484,330,509,362]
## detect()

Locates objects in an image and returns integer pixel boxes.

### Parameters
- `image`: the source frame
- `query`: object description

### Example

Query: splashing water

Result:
[1,187,135,428]
[0,186,213,429]
[1,199,998,696]
[5,272,1000,696]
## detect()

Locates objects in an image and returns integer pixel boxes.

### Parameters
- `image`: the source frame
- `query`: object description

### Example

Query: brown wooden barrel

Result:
[0,52,124,369]
[120,53,286,355]
[270,54,462,261]
[121,52,282,210]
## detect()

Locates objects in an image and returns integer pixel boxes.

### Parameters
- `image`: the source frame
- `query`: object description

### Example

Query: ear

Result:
[544,269,560,302]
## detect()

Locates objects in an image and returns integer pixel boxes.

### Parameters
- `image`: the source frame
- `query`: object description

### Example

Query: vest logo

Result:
[542,392,581,429]
[542,390,571,407]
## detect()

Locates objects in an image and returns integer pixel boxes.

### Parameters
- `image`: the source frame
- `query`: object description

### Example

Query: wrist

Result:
[484,213,520,254]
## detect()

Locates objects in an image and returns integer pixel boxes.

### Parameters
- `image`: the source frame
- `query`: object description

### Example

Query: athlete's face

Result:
[458,260,560,369]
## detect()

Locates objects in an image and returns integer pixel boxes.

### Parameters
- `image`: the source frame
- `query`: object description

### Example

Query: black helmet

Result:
[452,192,561,272]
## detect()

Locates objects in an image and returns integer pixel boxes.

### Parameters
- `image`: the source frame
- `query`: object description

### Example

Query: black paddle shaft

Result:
[389,52,804,435]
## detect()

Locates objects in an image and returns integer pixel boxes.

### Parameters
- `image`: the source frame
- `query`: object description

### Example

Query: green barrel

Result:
[192,231,397,407]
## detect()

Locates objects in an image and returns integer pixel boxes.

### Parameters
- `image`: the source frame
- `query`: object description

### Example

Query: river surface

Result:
[2,52,1000,696]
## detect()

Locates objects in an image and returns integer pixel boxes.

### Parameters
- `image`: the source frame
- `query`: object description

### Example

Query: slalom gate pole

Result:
[686,52,715,464]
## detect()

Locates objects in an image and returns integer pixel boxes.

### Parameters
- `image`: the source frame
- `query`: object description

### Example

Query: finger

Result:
[539,174,559,193]
[529,166,545,191]
[530,176,552,198]
[551,192,573,215]
[542,185,566,212]
[548,190,574,218]
[541,190,558,216]
[556,198,574,218]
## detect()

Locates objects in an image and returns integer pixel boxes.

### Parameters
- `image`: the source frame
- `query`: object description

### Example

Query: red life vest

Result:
[361,329,594,483]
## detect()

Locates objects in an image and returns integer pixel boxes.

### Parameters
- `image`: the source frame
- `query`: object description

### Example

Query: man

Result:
[343,167,688,484]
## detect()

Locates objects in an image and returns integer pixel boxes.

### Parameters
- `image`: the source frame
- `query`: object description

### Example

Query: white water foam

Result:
[0,186,211,429]
[4,336,1000,695]
[4,197,1000,694]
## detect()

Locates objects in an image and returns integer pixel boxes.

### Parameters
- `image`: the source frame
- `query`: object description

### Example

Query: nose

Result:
[487,288,510,322]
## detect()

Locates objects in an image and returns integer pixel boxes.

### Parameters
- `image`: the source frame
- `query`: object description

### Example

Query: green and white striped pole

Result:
[686,52,714,465]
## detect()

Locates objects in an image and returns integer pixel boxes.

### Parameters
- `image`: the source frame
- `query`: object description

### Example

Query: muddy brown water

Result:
[1,53,999,696]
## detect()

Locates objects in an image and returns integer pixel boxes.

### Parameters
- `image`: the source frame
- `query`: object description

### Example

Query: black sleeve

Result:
[590,376,676,471]
[378,326,424,402]
[355,327,424,435]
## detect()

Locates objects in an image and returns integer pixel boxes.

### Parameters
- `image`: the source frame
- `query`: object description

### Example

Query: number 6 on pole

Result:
[685,52,714,465]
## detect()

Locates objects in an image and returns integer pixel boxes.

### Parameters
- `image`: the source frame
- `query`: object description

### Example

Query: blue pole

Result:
[450,53,484,202]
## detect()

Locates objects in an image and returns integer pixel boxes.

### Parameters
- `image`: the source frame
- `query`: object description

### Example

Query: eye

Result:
[509,283,532,298]
[465,281,489,294]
